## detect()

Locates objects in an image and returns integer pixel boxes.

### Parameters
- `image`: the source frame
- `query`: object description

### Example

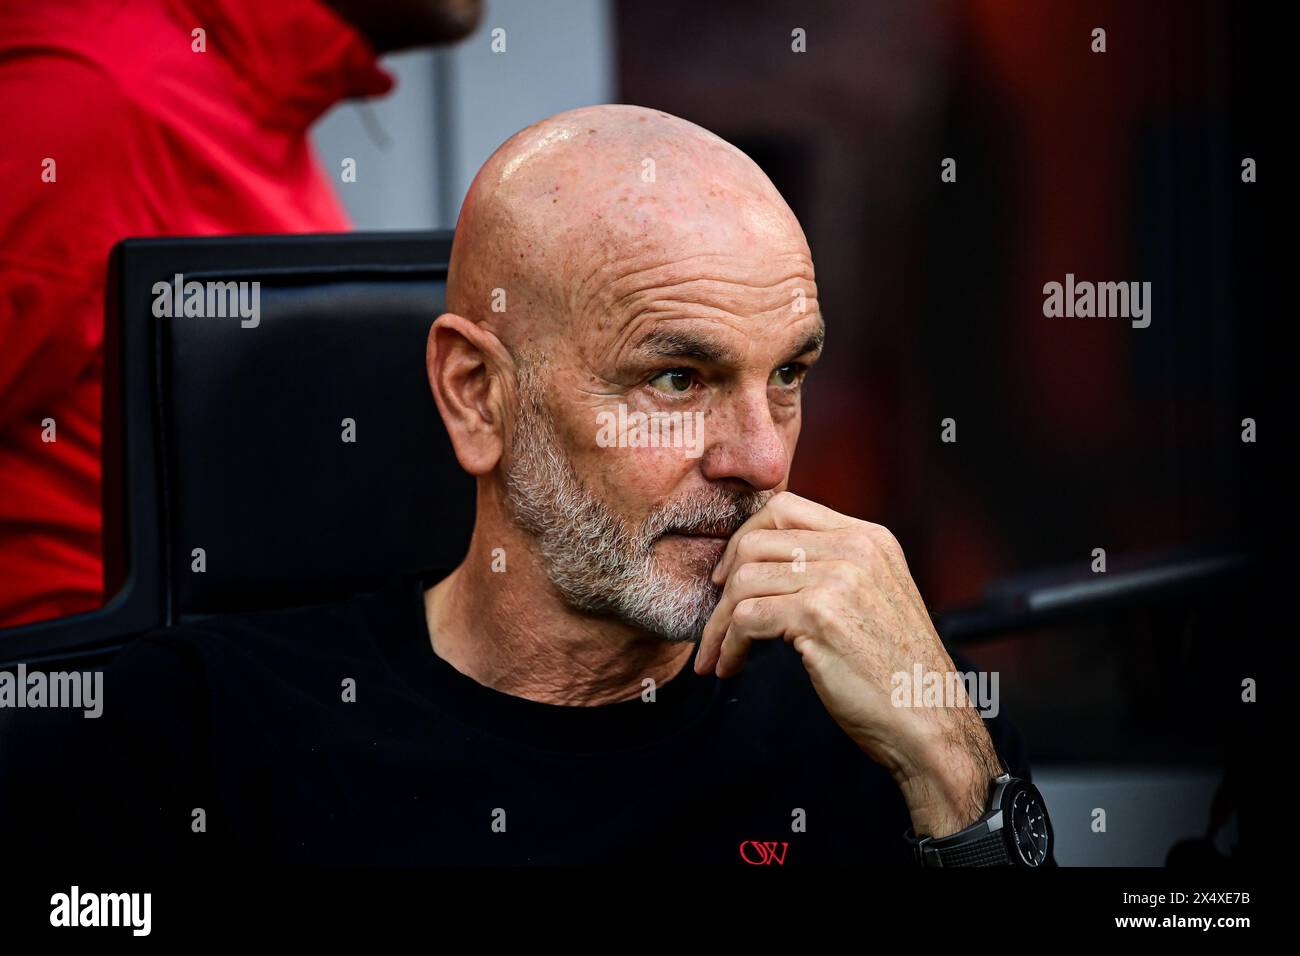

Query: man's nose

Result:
[697,392,790,491]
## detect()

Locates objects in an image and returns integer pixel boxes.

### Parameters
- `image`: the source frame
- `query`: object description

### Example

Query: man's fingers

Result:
[714,593,808,679]
[711,492,854,585]
[696,560,808,674]
[716,527,854,572]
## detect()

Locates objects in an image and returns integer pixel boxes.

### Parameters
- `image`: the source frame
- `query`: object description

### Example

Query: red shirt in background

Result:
[0,0,393,626]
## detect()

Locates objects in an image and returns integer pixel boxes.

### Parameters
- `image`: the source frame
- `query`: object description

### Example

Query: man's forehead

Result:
[566,246,822,366]
[576,238,816,314]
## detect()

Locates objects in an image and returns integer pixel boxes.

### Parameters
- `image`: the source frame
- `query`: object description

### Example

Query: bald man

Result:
[32,106,1053,868]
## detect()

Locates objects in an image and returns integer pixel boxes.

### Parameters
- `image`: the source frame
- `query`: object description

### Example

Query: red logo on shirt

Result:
[739,840,789,865]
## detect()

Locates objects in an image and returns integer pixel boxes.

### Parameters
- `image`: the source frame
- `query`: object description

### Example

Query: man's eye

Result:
[770,364,804,387]
[647,369,695,394]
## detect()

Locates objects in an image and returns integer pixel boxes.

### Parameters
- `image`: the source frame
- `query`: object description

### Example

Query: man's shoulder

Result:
[109,578,416,690]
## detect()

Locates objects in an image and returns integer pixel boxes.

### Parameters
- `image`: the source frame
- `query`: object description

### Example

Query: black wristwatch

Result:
[903,774,1053,867]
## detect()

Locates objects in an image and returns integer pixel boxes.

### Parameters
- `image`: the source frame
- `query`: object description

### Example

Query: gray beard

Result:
[502,361,770,643]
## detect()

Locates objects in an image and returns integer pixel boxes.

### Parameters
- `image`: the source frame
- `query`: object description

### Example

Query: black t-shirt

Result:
[46,572,1035,866]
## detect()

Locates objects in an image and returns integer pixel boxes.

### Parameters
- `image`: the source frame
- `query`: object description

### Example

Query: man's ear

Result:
[426,313,513,476]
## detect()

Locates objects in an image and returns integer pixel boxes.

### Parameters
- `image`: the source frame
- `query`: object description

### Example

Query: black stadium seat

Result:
[0,231,474,668]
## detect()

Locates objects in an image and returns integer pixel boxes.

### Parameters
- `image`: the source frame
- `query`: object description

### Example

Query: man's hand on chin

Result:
[694,491,1004,839]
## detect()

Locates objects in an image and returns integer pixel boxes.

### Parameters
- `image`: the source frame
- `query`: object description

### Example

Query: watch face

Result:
[1007,783,1052,866]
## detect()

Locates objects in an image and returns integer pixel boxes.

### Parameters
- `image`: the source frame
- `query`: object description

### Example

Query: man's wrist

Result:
[895,730,1003,838]
[899,768,986,838]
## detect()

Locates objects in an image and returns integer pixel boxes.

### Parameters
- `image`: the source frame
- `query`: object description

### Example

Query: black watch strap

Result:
[907,825,1011,867]
[903,773,1016,867]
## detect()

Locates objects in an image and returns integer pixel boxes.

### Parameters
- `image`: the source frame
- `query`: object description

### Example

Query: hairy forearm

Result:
[894,715,1005,838]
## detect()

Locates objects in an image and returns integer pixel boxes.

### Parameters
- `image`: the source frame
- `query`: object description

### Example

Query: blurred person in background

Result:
[0,0,481,626]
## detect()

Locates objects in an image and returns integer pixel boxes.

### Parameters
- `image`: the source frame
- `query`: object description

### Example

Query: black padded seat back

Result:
[161,274,472,617]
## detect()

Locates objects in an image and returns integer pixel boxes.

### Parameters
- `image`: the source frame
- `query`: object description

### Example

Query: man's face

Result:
[503,247,824,643]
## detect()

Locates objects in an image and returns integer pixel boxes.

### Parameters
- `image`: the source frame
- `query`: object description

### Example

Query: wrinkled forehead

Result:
[570,243,821,381]
[567,197,804,288]
[543,192,816,371]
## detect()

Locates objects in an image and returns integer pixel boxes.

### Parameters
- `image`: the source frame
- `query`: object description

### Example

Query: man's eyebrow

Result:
[785,323,825,362]
[631,320,825,366]
[632,327,731,364]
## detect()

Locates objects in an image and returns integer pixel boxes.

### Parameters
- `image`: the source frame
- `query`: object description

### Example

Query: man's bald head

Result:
[446,104,810,357]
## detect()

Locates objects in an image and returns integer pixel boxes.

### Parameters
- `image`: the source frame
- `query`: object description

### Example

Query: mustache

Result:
[641,488,773,543]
